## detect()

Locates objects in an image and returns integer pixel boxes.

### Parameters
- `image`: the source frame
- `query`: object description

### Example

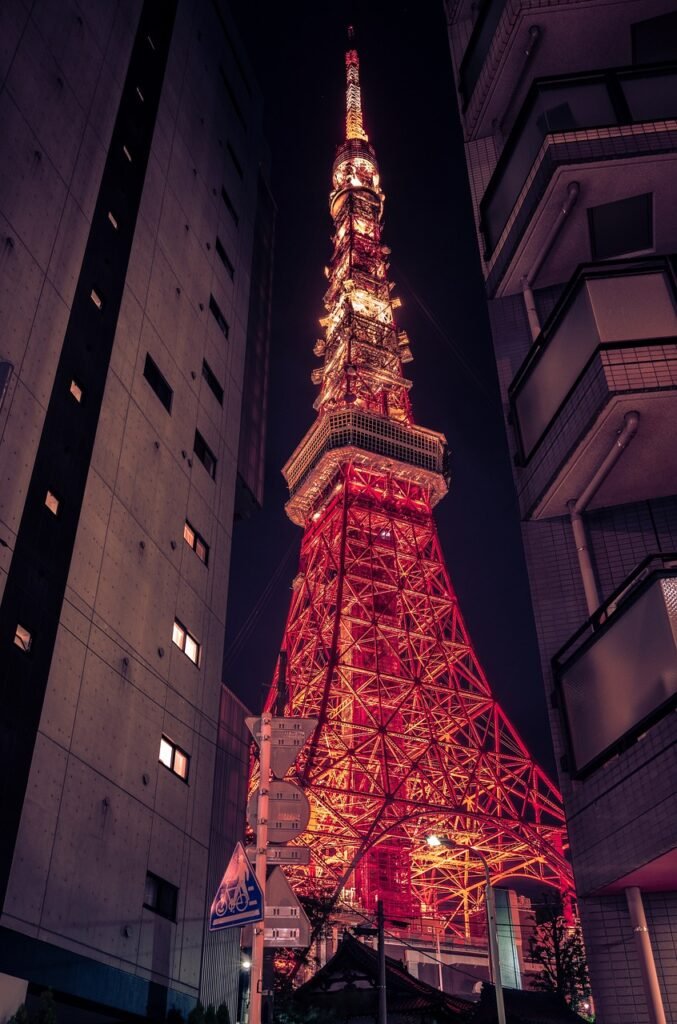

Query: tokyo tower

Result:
[258,35,572,940]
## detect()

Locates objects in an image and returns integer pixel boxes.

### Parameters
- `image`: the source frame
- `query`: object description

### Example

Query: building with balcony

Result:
[445,2,677,1022]
[0,1,271,1020]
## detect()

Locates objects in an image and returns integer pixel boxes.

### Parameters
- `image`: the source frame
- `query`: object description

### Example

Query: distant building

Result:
[444,2,677,1022]
[0,0,271,1020]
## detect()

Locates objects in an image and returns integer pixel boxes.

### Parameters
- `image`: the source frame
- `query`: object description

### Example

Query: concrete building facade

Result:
[444,2,677,1022]
[0,0,270,1019]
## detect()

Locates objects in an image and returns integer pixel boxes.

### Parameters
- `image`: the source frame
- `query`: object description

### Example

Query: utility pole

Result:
[377,898,387,1024]
[249,711,272,1024]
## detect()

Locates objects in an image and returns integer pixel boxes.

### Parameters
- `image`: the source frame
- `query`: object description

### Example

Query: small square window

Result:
[90,288,104,310]
[172,618,200,666]
[221,186,239,226]
[158,735,190,780]
[70,380,83,402]
[208,295,229,339]
[108,211,119,229]
[143,353,173,412]
[14,624,32,652]
[45,491,60,515]
[194,430,217,479]
[184,519,209,565]
[215,238,235,281]
[144,871,178,921]
[202,359,224,405]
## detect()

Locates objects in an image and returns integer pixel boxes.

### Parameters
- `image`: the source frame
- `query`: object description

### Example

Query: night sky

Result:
[224,2,556,774]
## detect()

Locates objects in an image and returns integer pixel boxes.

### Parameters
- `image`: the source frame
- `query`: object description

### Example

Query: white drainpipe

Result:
[521,181,580,341]
[626,887,668,1024]
[567,411,640,616]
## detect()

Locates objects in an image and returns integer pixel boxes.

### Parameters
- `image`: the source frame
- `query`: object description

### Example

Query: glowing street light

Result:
[426,835,506,1024]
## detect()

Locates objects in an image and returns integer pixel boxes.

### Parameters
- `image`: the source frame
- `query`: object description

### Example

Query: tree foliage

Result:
[528,903,592,1015]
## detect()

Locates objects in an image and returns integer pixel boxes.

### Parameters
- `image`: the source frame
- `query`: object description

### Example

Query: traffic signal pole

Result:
[249,711,272,1024]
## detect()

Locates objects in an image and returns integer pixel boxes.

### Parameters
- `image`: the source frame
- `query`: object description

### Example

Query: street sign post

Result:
[263,867,312,948]
[246,780,311,844]
[246,716,317,779]
[209,841,264,931]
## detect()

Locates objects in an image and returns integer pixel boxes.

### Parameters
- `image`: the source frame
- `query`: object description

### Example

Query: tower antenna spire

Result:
[345,27,368,142]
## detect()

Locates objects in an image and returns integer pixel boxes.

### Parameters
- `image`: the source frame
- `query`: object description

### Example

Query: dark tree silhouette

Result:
[528,903,592,1016]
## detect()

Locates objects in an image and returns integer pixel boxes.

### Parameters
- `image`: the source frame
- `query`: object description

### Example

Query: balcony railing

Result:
[554,554,677,777]
[509,256,677,464]
[480,62,677,259]
[458,0,508,110]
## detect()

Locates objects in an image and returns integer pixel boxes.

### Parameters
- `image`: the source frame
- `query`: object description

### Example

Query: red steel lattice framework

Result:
[257,37,573,939]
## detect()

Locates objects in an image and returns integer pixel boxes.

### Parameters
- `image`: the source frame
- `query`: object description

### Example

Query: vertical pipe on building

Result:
[521,182,580,341]
[567,411,640,616]
[625,887,667,1024]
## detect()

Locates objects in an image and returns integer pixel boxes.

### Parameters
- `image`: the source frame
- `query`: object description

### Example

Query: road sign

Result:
[246,716,318,778]
[247,845,311,866]
[246,780,311,844]
[209,841,264,931]
[263,867,311,948]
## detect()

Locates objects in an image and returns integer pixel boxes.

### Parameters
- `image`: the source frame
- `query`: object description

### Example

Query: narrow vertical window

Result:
[208,295,229,339]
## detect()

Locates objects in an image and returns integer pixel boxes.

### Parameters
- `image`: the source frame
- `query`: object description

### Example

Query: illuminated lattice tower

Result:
[259,38,572,938]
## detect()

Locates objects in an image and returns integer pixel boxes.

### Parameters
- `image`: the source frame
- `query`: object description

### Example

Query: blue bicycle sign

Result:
[209,842,264,930]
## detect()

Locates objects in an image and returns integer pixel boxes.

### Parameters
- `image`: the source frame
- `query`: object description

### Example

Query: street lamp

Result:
[426,835,507,1024]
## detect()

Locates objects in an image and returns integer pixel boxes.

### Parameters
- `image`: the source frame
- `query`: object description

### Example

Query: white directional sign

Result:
[209,841,264,931]
[246,716,318,778]
[246,780,311,844]
[247,845,311,866]
[264,866,311,948]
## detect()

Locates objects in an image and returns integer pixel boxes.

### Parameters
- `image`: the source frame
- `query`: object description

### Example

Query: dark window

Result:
[215,237,235,280]
[227,142,243,179]
[588,193,653,260]
[209,294,230,338]
[221,186,239,226]
[632,12,677,64]
[0,361,13,412]
[143,353,173,412]
[183,520,209,565]
[219,65,246,130]
[202,359,224,405]
[144,872,178,921]
[194,429,217,479]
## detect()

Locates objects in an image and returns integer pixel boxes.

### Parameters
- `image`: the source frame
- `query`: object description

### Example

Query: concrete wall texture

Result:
[0,0,267,1019]
[445,0,677,1021]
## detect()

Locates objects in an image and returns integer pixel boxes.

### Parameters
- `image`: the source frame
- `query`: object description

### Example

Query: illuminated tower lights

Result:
[253,34,573,942]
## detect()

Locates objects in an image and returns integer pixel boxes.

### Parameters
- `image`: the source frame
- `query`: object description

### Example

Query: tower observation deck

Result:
[258,34,572,943]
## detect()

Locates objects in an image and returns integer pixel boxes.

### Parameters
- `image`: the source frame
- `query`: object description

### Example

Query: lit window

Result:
[69,380,83,402]
[184,520,209,565]
[45,491,60,515]
[122,145,132,162]
[194,429,217,479]
[90,288,104,310]
[108,211,118,229]
[144,872,178,921]
[172,618,200,665]
[159,735,190,781]
[136,86,145,102]
[14,625,32,652]
[159,736,173,768]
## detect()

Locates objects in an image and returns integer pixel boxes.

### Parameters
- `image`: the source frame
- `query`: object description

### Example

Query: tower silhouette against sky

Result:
[261,35,572,939]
